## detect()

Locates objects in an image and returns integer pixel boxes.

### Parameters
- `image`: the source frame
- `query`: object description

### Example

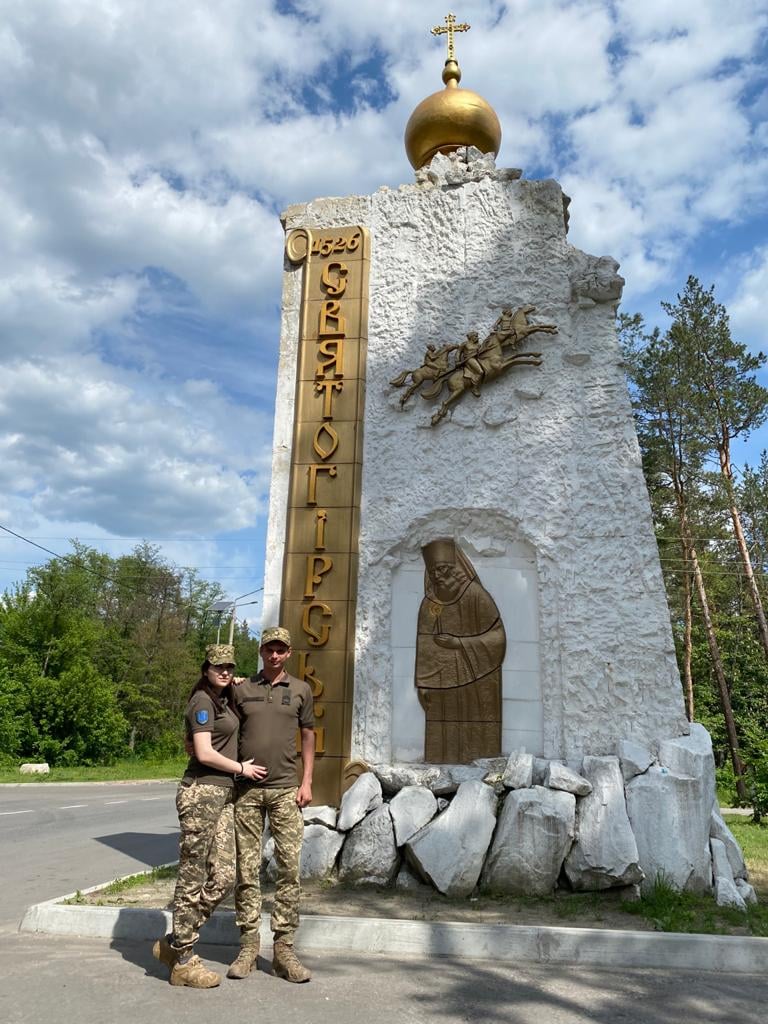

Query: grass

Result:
[723,813,768,891]
[100,864,178,896]
[622,875,768,936]
[0,756,187,784]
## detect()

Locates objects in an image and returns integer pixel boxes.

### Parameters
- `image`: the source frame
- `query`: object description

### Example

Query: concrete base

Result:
[20,893,768,975]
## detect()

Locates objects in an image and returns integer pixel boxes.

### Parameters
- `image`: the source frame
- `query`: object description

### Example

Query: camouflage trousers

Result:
[234,786,304,945]
[171,781,235,958]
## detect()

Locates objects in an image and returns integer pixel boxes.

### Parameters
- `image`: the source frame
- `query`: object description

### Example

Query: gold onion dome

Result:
[404,15,502,170]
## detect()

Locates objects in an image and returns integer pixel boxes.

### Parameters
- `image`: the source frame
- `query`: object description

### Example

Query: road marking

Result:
[104,799,130,805]
[60,804,87,809]
[0,809,33,816]
[140,796,167,801]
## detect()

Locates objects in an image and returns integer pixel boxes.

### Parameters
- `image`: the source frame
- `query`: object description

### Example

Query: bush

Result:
[26,661,128,766]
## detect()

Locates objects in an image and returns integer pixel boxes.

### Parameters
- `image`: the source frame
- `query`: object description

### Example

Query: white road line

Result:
[60,804,87,809]
[104,799,130,805]
[140,796,167,801]
[0,809,33,816]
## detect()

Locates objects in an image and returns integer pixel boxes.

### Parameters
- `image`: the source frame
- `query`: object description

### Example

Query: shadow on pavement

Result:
[94,830,179,866]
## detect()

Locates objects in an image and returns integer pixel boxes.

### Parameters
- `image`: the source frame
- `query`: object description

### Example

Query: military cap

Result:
[206,643,236,665]
[260,626,292,647]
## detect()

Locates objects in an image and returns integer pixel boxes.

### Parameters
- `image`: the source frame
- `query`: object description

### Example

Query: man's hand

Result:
[232,676,247,685]
[296,782,313,808]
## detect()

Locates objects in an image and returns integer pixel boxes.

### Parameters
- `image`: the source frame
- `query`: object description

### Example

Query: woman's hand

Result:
[239,758,268,781]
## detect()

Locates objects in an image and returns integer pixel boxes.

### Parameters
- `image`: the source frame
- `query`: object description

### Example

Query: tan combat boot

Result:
[152,934,177,970]
[169,954,221,988]
[226,939,260,979]
[272,938,311,983]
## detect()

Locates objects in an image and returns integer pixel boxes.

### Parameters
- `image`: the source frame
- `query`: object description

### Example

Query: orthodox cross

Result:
[431,12,471,63]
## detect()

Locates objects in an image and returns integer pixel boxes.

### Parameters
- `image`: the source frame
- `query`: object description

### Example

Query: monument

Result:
[261,16,751,904]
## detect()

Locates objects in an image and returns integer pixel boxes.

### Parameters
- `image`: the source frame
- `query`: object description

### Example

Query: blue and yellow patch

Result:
[195,709,209,725]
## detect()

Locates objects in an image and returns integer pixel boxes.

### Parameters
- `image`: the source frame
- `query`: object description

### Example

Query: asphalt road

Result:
[0,780,178,930]
[2,783,767,1023]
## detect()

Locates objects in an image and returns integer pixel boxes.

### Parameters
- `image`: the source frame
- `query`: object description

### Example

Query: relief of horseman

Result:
[389,305,558,424]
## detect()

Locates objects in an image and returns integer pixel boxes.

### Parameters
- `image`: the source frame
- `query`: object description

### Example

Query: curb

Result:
[19,886,768,974]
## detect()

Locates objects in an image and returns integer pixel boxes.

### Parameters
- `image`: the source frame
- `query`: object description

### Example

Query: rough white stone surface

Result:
[710,809,748,881]
[20,763,49,774]
[267,165,689,766]
[626,766,713,892]
[338,805,399,886]
[502,751,534,790]
[545,761,592,796]
[337,772,383,832]
[302,805,338,829]
[564,756,643,890]
[715,877,747,911]
[710,837,734,885]
[659,725,716,815]
[406,780,497,897]
[481,786,575,895]
[300,824,345,881]
[736,878,758,905]
[618,739,654,781]
[532,758,549,785]
[389,785,438,847]
[371,763,455,796]
[394,864,433,893]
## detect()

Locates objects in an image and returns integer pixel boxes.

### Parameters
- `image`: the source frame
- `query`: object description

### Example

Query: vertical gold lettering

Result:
[314,510,327,551]
[306,464,337,505]
[298,651,325,698]
[302,601,332,646]
[319,300,346,337]
[313,422,339,461]
[314,380,343,418]
[315,338,344,380]
[321,262,348,297]
[304,554,333,598]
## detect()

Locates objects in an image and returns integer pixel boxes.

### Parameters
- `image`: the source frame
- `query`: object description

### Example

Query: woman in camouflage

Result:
[152,643,266,988]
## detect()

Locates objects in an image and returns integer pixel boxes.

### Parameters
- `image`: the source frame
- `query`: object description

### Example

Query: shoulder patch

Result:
[195,709,209,725]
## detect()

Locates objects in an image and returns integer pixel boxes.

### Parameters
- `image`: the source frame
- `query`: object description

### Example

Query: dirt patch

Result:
[73,874,658,932]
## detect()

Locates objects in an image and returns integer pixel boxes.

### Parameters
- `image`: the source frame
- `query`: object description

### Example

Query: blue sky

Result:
[1,0,768,624]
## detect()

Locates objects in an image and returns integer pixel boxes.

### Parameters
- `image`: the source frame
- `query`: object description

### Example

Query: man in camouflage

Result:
[227,626,315,983]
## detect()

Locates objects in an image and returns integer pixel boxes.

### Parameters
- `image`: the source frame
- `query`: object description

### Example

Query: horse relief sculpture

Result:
[390,305,557,425]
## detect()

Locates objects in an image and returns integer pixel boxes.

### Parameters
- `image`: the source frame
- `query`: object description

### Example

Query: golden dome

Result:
[404,57,502,170]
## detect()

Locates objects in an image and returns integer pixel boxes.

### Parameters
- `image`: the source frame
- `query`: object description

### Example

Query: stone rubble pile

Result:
[272,725,751,907]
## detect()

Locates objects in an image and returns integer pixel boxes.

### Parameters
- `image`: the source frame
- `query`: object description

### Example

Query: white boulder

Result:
[618,739,654,781]
[406,780,497,897]
[395,864,433,893]
[303,805,338,829]
[715,876,747,911]
[371,763,454,795]
[545,761,592,796]
[337,772,383,832]
[501,751,534,790]
[20,763,49,775]
[481,786,575,896]
[659,724,716,821]
[564,756,643,890]
[338,805,398,886]
[626,766,712,891]
[710,809,748,880]
[736,878,758,906]
[389,785,438,847]
[300,824,345,881]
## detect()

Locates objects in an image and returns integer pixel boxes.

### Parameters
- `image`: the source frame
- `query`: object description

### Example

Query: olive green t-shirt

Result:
[232,672,314,788]
[182,689,239,789]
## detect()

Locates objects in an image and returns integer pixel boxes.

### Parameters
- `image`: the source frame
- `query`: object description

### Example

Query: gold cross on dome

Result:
[431,12,471,63]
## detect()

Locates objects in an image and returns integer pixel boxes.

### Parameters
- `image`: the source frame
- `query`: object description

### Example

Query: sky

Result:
[1,0,768,625]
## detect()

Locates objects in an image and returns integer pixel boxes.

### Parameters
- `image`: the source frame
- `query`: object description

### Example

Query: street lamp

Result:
[208,589,264,644]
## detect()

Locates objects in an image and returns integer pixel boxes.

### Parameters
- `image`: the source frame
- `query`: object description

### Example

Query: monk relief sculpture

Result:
[416,539,506,763]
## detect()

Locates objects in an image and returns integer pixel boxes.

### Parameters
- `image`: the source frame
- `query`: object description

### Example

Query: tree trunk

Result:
[681,556,694,721]
[680,514,748,801]
[720,445,768,661]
